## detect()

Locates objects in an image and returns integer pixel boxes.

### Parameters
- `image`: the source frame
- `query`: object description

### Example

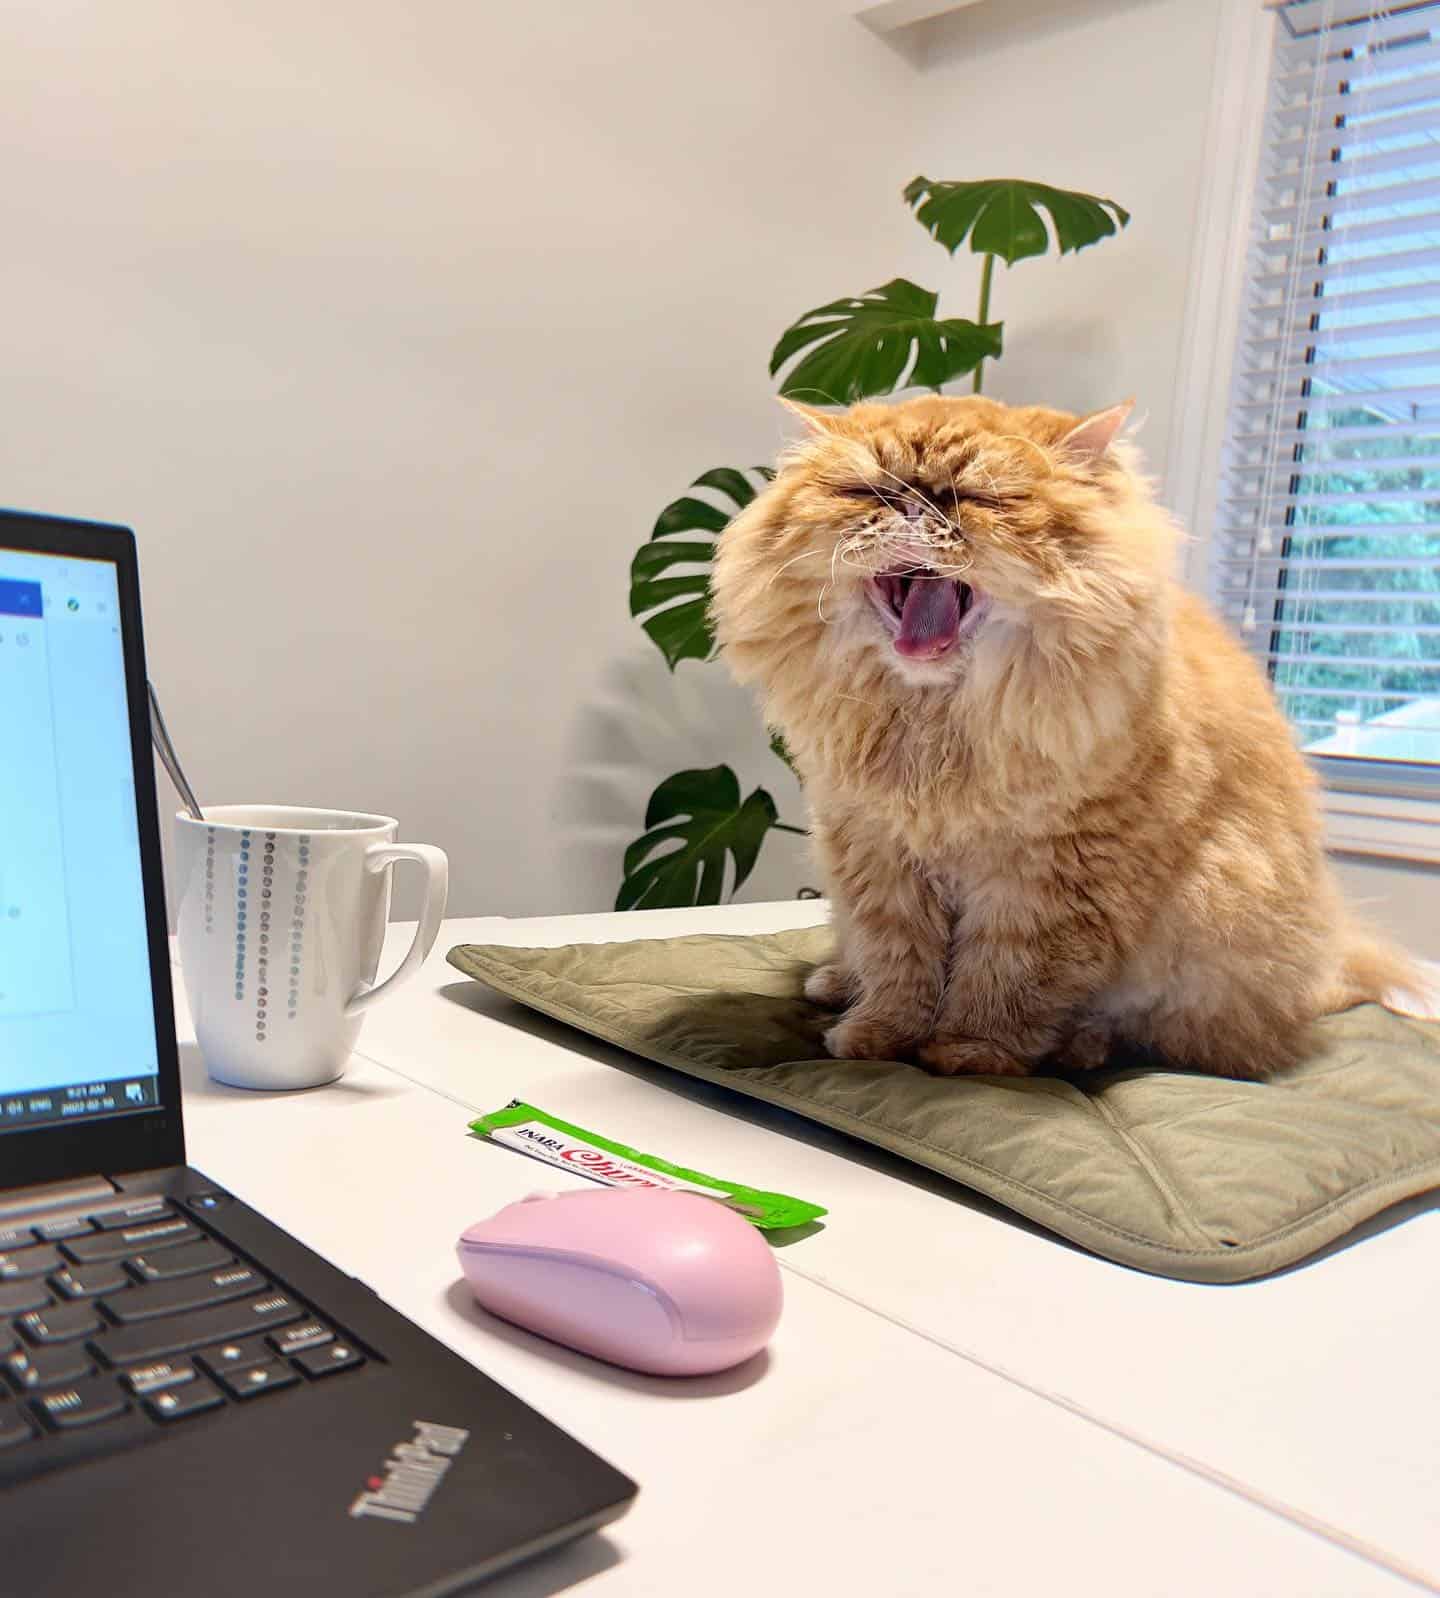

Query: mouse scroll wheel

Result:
[521,1191,560,1204]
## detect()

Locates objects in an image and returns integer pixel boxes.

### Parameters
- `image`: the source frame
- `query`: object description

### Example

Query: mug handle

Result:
[344,842,450,1018]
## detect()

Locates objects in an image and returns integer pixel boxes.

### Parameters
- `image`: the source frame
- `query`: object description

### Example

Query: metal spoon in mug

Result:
[147,680,204,821]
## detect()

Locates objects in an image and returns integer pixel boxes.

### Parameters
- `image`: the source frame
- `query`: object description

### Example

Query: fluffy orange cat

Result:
[710,394,1414,1078]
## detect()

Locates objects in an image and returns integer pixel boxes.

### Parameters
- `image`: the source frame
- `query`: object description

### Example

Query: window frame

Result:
[1167,0,1440,863]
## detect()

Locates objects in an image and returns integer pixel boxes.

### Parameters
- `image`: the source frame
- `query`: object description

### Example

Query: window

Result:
[1214,0,1440,783]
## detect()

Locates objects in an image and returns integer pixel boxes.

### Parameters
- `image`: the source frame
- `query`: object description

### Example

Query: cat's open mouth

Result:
[866,567,986,661]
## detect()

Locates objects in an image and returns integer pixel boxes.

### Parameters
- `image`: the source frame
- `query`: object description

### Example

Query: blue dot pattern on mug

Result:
[255,832,276,1043]
[289,836,310,1020]
[204,827,216,936]
[234,830,250,1002]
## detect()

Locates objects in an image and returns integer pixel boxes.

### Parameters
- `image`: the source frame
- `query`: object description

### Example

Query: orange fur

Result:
[710,394,1416,1078]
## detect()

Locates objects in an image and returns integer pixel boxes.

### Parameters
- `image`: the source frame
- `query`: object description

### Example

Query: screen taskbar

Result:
[0,1073,160,1134]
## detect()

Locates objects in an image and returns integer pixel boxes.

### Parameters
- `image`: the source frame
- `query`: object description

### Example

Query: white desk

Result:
[173,910,1438,1597]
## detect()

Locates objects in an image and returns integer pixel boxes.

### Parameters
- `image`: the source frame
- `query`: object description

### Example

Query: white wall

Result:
[0,0,919,918]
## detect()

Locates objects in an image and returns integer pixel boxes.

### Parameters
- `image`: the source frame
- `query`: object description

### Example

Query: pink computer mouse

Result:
[456,1188,782,1376]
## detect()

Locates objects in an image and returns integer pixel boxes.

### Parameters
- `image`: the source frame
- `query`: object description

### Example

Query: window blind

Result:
[1215,0,1440,768]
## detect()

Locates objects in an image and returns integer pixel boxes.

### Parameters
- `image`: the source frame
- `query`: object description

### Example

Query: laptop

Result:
[0,508,636,1593]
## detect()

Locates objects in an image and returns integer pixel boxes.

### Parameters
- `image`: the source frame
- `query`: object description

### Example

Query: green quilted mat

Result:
[447,926,1440,1283]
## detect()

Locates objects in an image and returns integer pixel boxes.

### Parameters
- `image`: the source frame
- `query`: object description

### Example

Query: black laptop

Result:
[0,508,636,1594]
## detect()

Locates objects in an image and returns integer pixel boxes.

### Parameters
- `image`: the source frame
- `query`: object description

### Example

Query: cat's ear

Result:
[1058,400,1134,464]
[778,397,842,435]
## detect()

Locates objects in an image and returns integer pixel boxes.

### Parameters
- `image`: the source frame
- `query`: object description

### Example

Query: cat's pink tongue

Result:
[895,579,961,659]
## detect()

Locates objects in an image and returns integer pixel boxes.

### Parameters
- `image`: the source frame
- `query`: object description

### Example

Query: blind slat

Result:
[1231,381,1440,413]
[1231,424,1440,446]
[1282,205,1440,251]
[1272,100,1440,153]
[1230,453,1440,471]
[1278,3,1440,49]
[1278,6,1440,57]
[1270,73,1440,127]
[1252,241,1440,287]
[1276,34,1440,92]
[1260,142,1440,192]
[1270,649,1440,666]
[1216,621,1440,635]
[1221,530,1438,549]
[1275,687,1440,702]
[1264,173,1440,227]
[1227,490,1440,506]
[1235,349,1440,385]
[1246,312,1440,351]
[1217,588,1440,602]
[1247,280,1440,324]
[1223,555,1440,569]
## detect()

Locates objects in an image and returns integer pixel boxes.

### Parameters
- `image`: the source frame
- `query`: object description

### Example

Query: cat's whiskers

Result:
[867,514,974,582]
[763,547,827,590]
[836,532,893,577]
[866,463,959,533]
[817,536,846,623]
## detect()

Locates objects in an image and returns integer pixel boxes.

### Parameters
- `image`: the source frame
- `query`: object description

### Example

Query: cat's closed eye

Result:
[834,482,1005,511]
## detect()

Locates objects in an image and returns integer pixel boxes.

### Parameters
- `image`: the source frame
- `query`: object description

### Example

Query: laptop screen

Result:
[0,546,162,1133]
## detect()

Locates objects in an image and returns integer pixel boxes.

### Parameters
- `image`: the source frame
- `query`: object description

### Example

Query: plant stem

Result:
[773,822,809,836]
[973,252,995,395]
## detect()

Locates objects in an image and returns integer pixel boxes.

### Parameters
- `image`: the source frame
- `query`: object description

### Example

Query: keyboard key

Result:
[51,1262,130,1301]
[268,1321,332,1357]
[0,1405,35,1449]
[0,1245,61,1281]
[196,1336,271,1377]
[214,1359,298,1401]
[20,1302,103,1344]
[6,1345,94,1393]
[35,1217,94,1242]
[99,1292,306,1365]
[128,1239,233,1283]
[146,1376,224,1422]
[90,1200,172,1230]
[35,1377,129,1431]
[103,1265,265,1325]
[119,1357,199,1396]
[62,1219,199,1266]
[0,1280,53,1316]
[293,1342,364,1380]
[0,1227,36,1250]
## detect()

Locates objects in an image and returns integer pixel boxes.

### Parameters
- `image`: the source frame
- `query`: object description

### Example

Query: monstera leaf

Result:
[903,177,1129,266]
[629,466,773,669]
[617,766,779,910]
[769,278,1001,404]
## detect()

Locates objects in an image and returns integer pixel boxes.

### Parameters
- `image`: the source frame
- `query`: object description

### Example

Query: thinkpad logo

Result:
[349,1420,470,1524]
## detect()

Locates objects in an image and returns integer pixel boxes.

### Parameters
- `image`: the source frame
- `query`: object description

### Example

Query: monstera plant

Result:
[618,177,1129,910]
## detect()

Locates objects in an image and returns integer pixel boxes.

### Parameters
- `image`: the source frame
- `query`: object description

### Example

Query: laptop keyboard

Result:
[0,1195,366,1467]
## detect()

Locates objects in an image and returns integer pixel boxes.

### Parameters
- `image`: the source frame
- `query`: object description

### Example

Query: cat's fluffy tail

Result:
[1322,924,1433,1016]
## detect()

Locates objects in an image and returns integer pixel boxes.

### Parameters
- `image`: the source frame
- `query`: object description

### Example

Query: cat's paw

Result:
[804,963,852,1009]
[917,1036,1031,1077]
[823,1015,913,1062]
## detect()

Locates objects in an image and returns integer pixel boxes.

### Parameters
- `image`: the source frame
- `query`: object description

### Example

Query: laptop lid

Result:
[0,509,183,1191]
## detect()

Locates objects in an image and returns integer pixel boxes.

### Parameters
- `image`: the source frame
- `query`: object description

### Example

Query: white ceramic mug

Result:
[175,805,448,1090]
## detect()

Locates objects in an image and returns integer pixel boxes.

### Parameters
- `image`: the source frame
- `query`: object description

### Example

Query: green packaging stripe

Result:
[469,1100,826,1232]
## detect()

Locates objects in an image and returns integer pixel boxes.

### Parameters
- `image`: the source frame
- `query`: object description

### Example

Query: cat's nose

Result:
[902,499,926,525]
